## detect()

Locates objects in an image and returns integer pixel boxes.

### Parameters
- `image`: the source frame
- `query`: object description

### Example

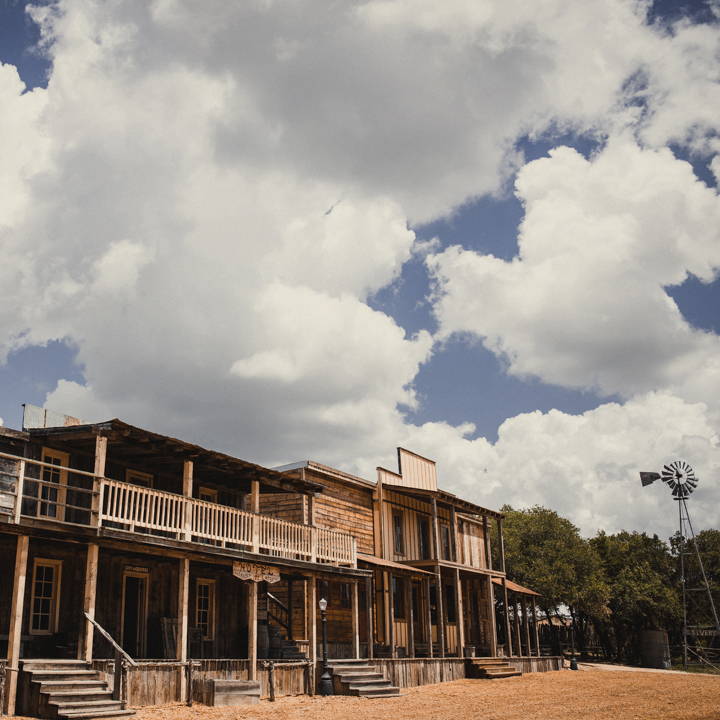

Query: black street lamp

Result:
[318,597,333,696]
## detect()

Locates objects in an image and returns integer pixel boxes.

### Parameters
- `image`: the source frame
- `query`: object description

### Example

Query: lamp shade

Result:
[319,597,328,612]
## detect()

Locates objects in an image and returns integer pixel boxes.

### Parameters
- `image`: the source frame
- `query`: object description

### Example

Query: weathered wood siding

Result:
[306,469,374,555]
[258,493,305,524]
[505,656,563,673]
[374,659,466,688]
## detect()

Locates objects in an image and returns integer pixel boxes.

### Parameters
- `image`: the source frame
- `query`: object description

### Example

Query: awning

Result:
[492,577,541,596]
[357,553,434,576]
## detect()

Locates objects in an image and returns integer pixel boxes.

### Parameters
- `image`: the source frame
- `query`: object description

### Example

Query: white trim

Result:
[30,558,62,635]
[121,569,149,656]
[39,447,69,522]
[195,578,216,641]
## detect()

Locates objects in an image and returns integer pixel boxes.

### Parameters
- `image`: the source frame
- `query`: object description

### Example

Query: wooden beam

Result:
[431,497,441,562]
[436,570,446,658]
[482,516,492,571]
[177,558,190,697]
[455,568,465,657]
[498,517,506,573]
[80,543,99,661]
[92,436,107,529]
[450,507,458,563]
[5,534,29,715]
[247,581,258,680]
[351,581,360,659]
[406,579,415,659]
[533,601,541,657]
[250,480,260,553]
[522,596,532,658]
[13,459,25,524]
[308,575,317,664]
[486,575,498,656]
[514,599,523,657]
[182,461,193,542]
[424,576,433,658]
[366,575,374,660]
[502,578,512,656]
[287,578,294,642]
[388,573,396,658]
[373,473,385,558]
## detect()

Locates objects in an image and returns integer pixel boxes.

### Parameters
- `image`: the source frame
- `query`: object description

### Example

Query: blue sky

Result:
[1,0,719,537]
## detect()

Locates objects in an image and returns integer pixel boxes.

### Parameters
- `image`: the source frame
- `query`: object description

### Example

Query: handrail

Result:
[267,591,289,614]
[0,451,102,480]
[83,612,137,666]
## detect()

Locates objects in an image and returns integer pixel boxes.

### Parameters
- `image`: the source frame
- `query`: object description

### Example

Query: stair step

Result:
[40,681,107,691]
[338,673,384,682]
[50,701,124,712]
[57,709,135,719]
[46,691,115,704]
[356,685,400,696]
[29,670,100,679]
[347,678,391,687]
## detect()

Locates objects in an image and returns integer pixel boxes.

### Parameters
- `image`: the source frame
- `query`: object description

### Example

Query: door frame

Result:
[121,568,149,657]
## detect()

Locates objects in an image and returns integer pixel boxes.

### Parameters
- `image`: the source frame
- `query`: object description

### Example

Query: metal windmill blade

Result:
[661,460,698,499]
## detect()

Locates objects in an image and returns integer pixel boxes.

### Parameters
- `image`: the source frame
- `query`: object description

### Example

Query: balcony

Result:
[0,452,356,567]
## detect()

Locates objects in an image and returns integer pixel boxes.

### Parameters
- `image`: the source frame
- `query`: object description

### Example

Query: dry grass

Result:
[131,670,720,720]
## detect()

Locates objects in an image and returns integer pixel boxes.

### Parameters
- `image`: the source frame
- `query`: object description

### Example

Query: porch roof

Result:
[357,553,434,576]
[380,482,502,519]
[492,577,541,596]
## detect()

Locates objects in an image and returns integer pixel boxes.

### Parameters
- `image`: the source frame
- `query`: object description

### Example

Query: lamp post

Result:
[318,597,333,696]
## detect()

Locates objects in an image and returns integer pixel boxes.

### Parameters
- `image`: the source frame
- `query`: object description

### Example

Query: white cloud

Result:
[0,0,719,542]
[429,137,720,410]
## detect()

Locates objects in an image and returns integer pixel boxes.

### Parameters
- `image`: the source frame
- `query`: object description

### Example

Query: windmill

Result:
[640,461,720,670]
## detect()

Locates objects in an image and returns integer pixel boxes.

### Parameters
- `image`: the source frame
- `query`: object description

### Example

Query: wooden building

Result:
[0,408,556,717]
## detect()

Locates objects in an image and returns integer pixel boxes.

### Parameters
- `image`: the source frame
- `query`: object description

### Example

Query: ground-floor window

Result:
[196,578,216,640]
[30,558,62,634]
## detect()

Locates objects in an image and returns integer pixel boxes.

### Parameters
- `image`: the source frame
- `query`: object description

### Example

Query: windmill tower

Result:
[640,461,720,670]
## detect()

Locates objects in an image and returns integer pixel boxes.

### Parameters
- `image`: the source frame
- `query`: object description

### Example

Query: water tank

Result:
[639,629,671,669]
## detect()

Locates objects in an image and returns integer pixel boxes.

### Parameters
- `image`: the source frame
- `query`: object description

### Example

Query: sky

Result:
[1,0,719,541]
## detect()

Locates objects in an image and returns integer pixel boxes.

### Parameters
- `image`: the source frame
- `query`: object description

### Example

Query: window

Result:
[125,470,153,488]
[340,582,352,609]
[40,448,69,520]
[198,486,218,503]
[392,576,406,619]
[30,559,62,634]
[196,579,216,640]
[418,516,431,559]
[445,584,456,623]
[441,525,452,561]
[392,511,404,555]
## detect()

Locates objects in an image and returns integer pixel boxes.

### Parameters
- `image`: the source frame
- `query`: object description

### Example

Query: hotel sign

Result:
[232,561,280,584]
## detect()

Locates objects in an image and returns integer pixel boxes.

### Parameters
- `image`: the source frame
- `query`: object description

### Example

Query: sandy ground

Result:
[127,669,720,720]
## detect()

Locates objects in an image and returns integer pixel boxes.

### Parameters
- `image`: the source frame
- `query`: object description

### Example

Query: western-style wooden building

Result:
[0,407,559,718]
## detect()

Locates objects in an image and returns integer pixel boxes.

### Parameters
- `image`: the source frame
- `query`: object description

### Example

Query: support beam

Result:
[450,506,458,563]
[91,436,107,528]
[250,479,260,553]
[373,474,385,558]
[485,575,498,656]
[177,557,190,697]
[436,571,446,658]
[498,517,506,573]
[80,543,100,661]
[182,461,193,541]
[502,578,512,656]
[533,601,541,657]
[247,582,258,681]
[455,569,465,657]
[382,570,391,649]
[366,575,374,659]
[388,574,396,658]
[287,578,294,641]
[482,516,492,571]
[13,459,25,524]
[424,576,433,658]
[522,597,532,658]
[514,600,523,657]
[5,535,29,716]
[407,579,415,659]
[352,581,360,658]
[309,576,317,665]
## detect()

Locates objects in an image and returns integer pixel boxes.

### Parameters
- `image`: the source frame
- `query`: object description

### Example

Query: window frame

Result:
[392,576,406,620]
[125,469,154,488]
[392,510,404,555]
[30,558,63,635]
[39,447,70,521]
[195,578,217,641]
[198,486,218,504]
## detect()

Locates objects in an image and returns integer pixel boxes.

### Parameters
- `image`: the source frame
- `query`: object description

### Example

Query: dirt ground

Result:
[130,669,720,720]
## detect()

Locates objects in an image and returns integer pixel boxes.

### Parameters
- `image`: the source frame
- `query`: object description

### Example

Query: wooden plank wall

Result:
[505,656,563,673]
[258,493,305,524]
[382,490,448,562]
[306,469,375,555]
[373,659,466,688]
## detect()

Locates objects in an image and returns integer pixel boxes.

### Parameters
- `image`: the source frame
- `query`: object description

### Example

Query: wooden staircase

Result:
[267,623,307,661]
[467,658,522,679]
[328,659,400,698]
[21,660,135,720]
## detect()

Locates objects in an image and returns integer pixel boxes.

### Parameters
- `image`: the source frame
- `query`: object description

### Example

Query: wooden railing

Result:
[0,452,356,567]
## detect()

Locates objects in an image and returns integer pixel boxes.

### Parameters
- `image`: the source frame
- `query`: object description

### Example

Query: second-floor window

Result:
[418,516,431,559]
[40,448,69,520]
[392,511,404,554]
[441,525,452,560]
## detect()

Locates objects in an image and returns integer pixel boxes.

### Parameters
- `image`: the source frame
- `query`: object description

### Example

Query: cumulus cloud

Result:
[1,0,720,539]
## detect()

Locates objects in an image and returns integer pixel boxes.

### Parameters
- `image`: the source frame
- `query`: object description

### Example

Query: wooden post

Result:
[309,576,317,665]
[424,576,433,658]
[182,461,193,541]
[91,436,107,528]
[351,581,360,658]
[498,517,506,573]
[185,659,193,706]
[431,497,441,562]
[373,473,385,558]
[247,581,258,681]
[5,535,29,716]
[80,543,100,661]
[514,600,523,656]
[406,578,415,658]
[13,460,25,524]
[388,574,396,658]
[366,575,374,659]
[486,575,498,656]
[455,569,465,657]
[250,480,260,553]
[450,507,458,563]
[177,557,190,697]
[533,601,541,656]
[381,570,390,649]
[502,578,512,656]
[522,597,532,658]
[436,571,446,658]
[482,516,492,570]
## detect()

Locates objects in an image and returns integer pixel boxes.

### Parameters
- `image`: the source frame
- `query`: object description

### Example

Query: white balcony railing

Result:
[0,452,356,567]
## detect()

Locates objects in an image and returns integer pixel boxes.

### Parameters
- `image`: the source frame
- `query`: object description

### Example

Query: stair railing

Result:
[83,612,137,707]
[266,592,291,635]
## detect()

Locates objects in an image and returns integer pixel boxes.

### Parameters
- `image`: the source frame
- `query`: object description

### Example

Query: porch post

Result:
[424,575,433,658]
[287,578,294,642]
[5,535,29,716]
[514,599,523,656]
[80,543,100,661]
[177,557,190,697]
[522,597,532,658]
[450,506,458,562]
[406,577,415,658]
[351,580,360,659]
[533,601,541,656]
[436,571,446,658]
[455,568,465,657]
[247,581,258,681]
[366,575,374,659]
[388,574,396,658]
[309,575,317,665]
[13,459,26,523]
[91,435,107,528]
[482,516,492,570]
[486,575,498,656]
[502,578,512,656]
[250,480,260,553]
[182,461,193,541]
